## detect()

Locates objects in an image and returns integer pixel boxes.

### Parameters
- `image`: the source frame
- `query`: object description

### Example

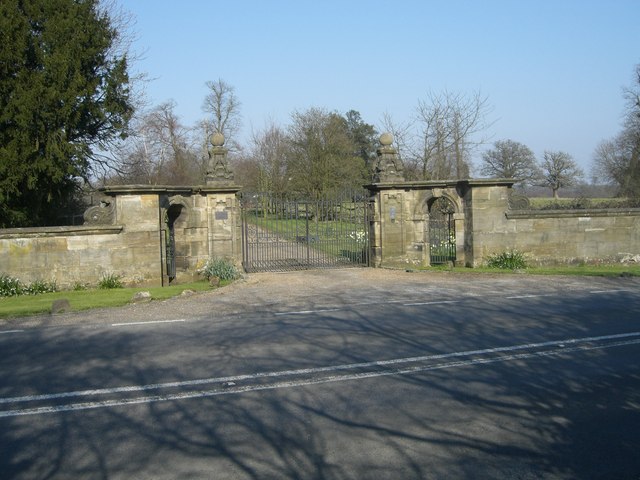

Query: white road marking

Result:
[1,331,639,418]
[590,289,634,294]
[274,309,340,316]
[0,330,25,335]
[403,300,460,306]
[505,294,553,299]
[111,319,186,327]
[2,336,639,418]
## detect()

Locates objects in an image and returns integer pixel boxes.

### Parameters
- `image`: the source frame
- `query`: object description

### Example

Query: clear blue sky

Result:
[119,0,639,173]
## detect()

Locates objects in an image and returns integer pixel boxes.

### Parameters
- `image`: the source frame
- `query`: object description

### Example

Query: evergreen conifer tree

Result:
[0,0,133,227]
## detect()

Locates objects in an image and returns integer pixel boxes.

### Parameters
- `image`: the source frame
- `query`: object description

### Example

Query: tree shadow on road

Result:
[1,288,640,479]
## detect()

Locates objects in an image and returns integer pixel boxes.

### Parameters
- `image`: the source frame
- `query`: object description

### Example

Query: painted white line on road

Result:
[590,289,634,294]
[0,330,25,335]
[111,319,186,327]
[351,300,405,306]
[2,330,639,409]
[403,300,460,306]
[505,294,553,299]
[2,335,640,418]
[274,309,340,316]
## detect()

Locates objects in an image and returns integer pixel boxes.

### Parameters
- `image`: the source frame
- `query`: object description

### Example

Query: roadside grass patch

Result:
[0,281,215,319]
[527,264,640,277]
[419,264,640,277]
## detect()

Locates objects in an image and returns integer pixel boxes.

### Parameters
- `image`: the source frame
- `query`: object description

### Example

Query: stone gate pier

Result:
[366,133,515,268]
[0,134,242,288]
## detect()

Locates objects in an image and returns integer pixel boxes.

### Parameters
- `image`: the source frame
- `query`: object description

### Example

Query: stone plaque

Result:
[215,210,228,220]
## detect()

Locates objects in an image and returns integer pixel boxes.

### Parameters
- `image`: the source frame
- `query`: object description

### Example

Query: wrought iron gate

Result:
[165,223,176,280]
[429,197,456,265]
[240,190,371,272]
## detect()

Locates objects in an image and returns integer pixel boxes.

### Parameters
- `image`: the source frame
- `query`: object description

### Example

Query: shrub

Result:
[0,274,24,297]
[199,257,240,282]
[486,250,528,270]
[538,197,592,210]
[24,279,57,295]
[98,273,124,289]
[0,274,57,297]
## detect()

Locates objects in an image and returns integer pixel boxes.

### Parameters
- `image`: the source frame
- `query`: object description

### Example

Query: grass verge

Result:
[2,265,638,320]
[0,281,216,319]
[420,264,640,277]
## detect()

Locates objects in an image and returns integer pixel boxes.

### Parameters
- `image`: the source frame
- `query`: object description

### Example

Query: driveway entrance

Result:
[240,190,371,272]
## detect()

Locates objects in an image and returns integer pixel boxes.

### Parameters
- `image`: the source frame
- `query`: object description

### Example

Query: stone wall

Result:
[367,179,640,268]
[2,178,639,289]
[0,185,242,289]
[501,209,640,265]
[465,182,640,266]
[0,225,132,289]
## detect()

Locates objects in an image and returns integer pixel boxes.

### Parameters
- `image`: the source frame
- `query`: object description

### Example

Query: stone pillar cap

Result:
[379,132,394,146]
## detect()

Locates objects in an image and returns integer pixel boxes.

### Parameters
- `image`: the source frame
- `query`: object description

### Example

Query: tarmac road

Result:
[1,268,639,479]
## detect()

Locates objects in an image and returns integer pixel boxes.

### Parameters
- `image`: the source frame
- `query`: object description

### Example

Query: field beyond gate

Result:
[240,191,371,272]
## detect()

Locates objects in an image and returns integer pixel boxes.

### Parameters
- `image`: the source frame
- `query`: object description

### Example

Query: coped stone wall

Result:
[0,225,133,289]
[0,185,242,289]
[501,208,640,265]
[454,182,640,266]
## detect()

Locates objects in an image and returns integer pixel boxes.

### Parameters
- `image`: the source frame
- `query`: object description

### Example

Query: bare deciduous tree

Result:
[110,101,199,185]
[201,79,242,151]
[248,122,291,195]
[592,64,640,199]
[414,90,492,180]
[480,140,541,185]
[541,150,584,198]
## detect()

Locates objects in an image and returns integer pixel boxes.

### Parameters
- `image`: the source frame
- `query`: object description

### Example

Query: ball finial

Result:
[210,132,225,147]
[379,132,393,146]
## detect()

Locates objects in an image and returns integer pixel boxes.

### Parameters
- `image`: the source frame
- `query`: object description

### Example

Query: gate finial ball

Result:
[211,132,225,147]
[379,132,393,146]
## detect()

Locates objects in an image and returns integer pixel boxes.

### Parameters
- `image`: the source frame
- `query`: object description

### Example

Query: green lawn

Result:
[0,281,215,319]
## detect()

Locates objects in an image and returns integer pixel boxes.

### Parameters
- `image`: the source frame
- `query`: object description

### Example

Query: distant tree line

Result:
[479,140,585,198]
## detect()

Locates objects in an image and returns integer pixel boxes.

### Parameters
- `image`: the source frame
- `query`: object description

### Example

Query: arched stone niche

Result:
[413,187,464,218]
[160,195,191,226]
